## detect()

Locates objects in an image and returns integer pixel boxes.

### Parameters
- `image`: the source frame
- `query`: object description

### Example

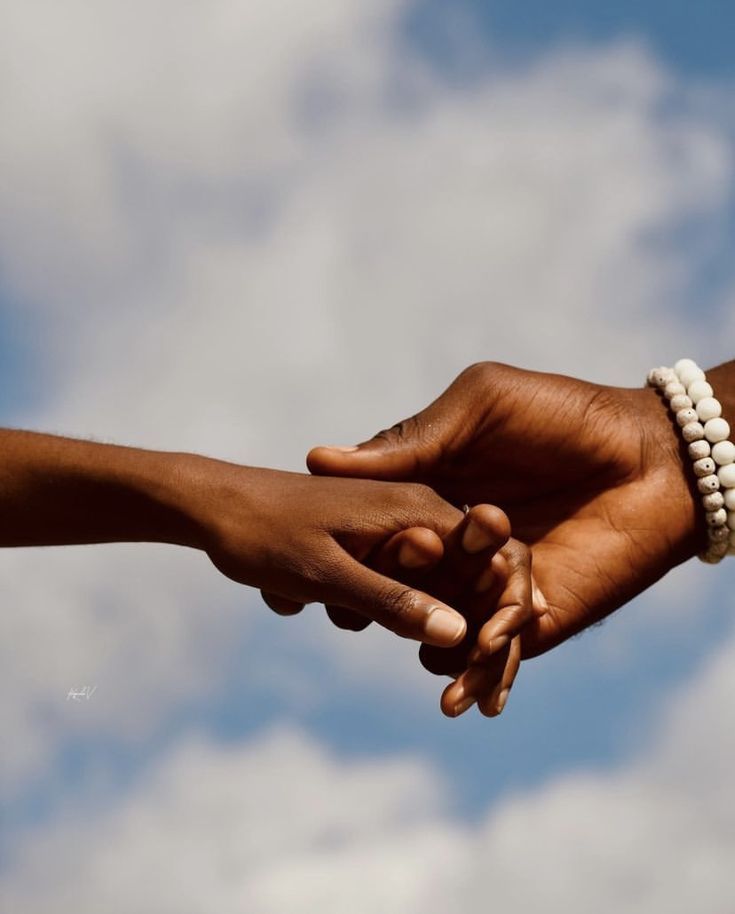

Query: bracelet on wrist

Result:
[647,359,735,564]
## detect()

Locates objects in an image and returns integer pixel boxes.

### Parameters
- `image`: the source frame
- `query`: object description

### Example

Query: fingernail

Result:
[461,519,494,554]
[425,608,466,645]
[452,696,476,717]
[496,688,510,714]
[474,566,495,593]
[325,445,359,453]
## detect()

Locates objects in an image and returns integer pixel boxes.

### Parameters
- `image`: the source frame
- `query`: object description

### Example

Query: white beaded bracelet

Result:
[647,358,735,563]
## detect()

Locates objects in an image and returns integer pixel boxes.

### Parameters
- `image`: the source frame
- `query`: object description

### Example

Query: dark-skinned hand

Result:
[305,362,701,672]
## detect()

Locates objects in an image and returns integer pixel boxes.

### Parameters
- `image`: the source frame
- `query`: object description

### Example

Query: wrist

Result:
[173,457,288,587]
[632,386,704,564]
[149,451,225,551]
[168,453,268,556]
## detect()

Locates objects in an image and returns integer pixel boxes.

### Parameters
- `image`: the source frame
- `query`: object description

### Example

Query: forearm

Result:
[0,430,203,549]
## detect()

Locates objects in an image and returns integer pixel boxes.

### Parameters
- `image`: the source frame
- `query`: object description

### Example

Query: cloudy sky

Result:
[1,0,734,910]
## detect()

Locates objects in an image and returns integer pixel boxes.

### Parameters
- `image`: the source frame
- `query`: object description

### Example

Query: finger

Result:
[459,504,511,555]
[467,569,549,665]
[325,604,371,631]
[419,640,473,677]
[439,646,512,717]
[442,508,512,628]
[321,528,445,634]
[307,410,443,481]
[327,552,467,648]
[376,527,444,572]
[474,539,533,657]
[419,549,511,677]
[261,591,305,616]
[476,635,522,717]
[423,504,511,612]
[407,507,512,667]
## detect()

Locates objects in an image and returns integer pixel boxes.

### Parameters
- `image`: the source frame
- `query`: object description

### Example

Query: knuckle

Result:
[384,480,436,519]
[374,416,417,447]
[380,586,418,636]
[404,480,435,504]
[405,482,452,524]
[504,538,532,571]
[457,361,501,389]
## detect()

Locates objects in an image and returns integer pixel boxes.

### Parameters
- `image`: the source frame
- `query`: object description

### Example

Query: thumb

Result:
[328,552,467,648]
[307,415,432,481]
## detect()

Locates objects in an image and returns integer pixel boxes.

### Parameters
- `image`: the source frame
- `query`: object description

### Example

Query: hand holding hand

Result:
[307,362,701,661]
[179,457,472,646]
[369,511,548,716]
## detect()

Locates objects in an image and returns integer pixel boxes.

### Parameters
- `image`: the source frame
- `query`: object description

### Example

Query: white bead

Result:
[664,381,686,399]
[706,508,728,527]
[693,457,716,477]
[674,358,699,377]
[648,366,674,387]
[696,397,722,422]
[687,379,713,403]
[708,540,729,558]
[711,440,735,465]
[682,421,705,443]
[704,417,730,443]
[700,549,722,564]
[724,488,735,511]
[679,365,705,385]
[678,365,706,388]
[718,464,735,489]
[709,525,730,543]
[688,439,711,460]
[702,491,725,511]
[702,553,722,564]
[670,394,693,412]
[676,408,698,427]
[697,474,720,494]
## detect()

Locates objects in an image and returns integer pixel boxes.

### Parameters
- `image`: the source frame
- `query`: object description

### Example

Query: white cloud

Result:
[466,628,735,913]
[5,625,735,913]
[1,0,734,829]
[2,727,464,914]
[0,543,249,790]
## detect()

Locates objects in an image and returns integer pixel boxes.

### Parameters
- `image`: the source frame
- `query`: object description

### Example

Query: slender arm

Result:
[0,429,472,646]
[0,430,199,548]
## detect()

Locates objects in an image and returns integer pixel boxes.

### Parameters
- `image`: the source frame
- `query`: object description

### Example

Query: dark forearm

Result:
[0,430,203,548]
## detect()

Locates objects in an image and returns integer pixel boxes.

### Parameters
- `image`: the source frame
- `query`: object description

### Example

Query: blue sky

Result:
[407,0,735,78]
[2,0,735,908]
